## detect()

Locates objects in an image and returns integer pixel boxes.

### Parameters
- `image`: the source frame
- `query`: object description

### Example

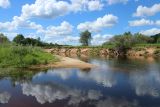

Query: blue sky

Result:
[0,0,160,45]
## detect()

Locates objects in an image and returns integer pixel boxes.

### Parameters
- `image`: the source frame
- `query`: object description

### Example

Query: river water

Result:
[0,56,160,107]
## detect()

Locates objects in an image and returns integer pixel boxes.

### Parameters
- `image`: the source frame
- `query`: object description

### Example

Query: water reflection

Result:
[0,92,11,104]
[129,70,160,97]
[96,98,139,107]
[22,82,102,105]
[0,57,159,107]
[21,82,142,107]
[77,69,116,87]
[37,68,117,88]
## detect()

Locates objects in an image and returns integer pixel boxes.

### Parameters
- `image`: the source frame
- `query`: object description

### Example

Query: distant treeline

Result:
[0,31,160,50]
[0,33,63,48]
[102,32,160,55]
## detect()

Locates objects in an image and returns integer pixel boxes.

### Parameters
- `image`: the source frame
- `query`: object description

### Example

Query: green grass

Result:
[133,43,160,48]
[0,44,58,68]
[52,45,116,49]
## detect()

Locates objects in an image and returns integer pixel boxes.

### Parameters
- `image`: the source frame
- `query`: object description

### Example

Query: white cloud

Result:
[2,32,18,40]
[43,33,113,45]
[129,19,160,26]
[41,21,75,44]
[140,28,160,36]
[129,19,154,26]
[0,22,15,31]
[91,34,113,45]
[0,0,116,45]
[0,0,10,8]
[0,0,106,45]
[21,0,104,19]
[0,18,72,41]
[0,16,43,32]
[21,0,70,19]
[0,92,11,104]
[77,14,118,32]
[43,35,80,45]
[88,0,104,11]
[42,21,73,37]
[106,0,128,5]
[133,3,160,17]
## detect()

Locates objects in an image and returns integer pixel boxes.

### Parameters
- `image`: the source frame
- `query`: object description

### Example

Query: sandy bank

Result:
[30,55,95,70]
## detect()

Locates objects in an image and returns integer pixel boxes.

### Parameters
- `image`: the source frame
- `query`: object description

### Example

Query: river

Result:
[0,56,160,107]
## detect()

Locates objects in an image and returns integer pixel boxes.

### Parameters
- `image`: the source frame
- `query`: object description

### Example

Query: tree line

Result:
[0,31,160,50]
[0,33,61,48]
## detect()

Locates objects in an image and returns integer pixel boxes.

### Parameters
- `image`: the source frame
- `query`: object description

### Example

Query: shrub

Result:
[0,44,58,68]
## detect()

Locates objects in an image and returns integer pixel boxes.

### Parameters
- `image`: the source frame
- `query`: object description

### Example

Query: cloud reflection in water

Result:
[0,92,11,104]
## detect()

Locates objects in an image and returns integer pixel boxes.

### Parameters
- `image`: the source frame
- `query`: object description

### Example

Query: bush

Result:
[0,44,58,68]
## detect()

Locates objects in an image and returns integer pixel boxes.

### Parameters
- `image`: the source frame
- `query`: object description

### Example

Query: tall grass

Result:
[0,44,58,68]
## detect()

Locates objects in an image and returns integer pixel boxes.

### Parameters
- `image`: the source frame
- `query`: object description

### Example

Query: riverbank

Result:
[30,55,95,70]
[0,44,95,69]
[45,46,160,57]
[0,44,58,68]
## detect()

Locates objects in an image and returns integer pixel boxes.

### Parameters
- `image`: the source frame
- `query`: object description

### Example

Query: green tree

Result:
[150,33,160,43]
[106,32,135,55]
[111,32,134,48]
[157,37,160,43]
[0,33,9,43]
[13,34,25,45]
[79,30,92,46]
[134,33,153,43]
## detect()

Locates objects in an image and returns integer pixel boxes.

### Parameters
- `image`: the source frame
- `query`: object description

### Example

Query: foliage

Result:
[0,33,10,43]
[13,34,25,45]
[102,32,160,55]
[151,33,160,43]
[134,33,153,44]
[102,32,135,54]
[12,34,61,48]
[79,30,92,46]
[0,44,58,68]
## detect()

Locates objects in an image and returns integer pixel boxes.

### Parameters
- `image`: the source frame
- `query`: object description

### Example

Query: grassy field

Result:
[0,44,58,68]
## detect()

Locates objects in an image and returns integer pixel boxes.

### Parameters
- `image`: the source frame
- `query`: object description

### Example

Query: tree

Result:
[13,34,25,45]
[134,33,153,44]
[157,37,160,43]
[79,30,92,46]
[104,32,135,55]
[151,33,160,43]
[0,33,9,44]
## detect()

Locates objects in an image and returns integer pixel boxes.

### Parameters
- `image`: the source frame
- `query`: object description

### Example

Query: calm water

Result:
[0,56,160,107]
